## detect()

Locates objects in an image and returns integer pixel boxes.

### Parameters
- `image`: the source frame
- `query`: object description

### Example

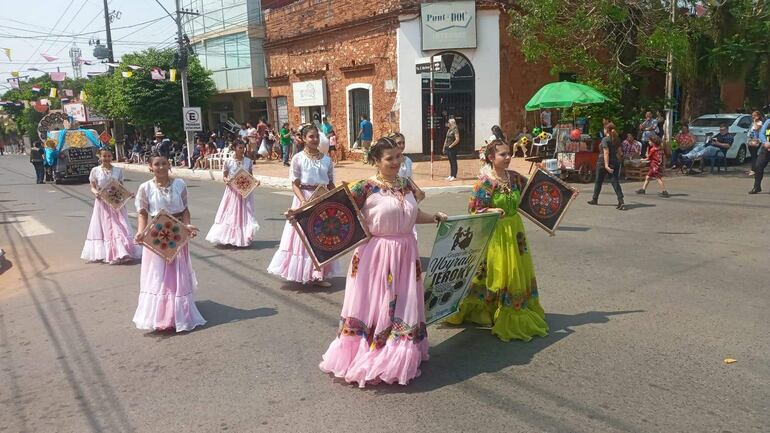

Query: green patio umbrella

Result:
[525,81,609,111]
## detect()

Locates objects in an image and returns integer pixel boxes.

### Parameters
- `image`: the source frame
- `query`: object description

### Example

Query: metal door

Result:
[348,88,370,146]
[421,51,475,155]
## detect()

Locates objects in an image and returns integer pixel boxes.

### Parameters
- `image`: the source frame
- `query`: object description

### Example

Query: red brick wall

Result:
[267,35,398,150]
[498,10,556,141]
[264,0,400,150]
[264,0,402,42]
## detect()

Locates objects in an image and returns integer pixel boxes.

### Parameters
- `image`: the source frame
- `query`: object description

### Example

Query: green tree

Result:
[83,48,216,139]
[509,0,671,125]
[1,74,90,138]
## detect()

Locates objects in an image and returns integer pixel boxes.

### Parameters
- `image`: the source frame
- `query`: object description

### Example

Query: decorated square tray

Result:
[227,168,258,198]
[140,210,191,263]
[98,178,132,210]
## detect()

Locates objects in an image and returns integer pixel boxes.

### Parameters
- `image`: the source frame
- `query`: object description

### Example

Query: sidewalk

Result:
[114,156,536,194]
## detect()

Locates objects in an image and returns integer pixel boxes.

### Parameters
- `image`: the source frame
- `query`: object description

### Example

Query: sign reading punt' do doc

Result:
[420,0,477,50]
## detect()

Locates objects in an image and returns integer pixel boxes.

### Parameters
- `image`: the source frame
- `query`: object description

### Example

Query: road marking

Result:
[9,216,54,237]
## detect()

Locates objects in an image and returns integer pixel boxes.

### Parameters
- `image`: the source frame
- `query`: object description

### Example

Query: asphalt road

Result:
[0,155,768,433]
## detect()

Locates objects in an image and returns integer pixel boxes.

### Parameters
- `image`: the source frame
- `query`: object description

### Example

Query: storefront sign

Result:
[292,80,327,107]
[421,1,477,50]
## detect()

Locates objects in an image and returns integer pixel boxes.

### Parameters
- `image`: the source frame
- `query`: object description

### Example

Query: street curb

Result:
[113,162,292,189]
[113,162,472,194]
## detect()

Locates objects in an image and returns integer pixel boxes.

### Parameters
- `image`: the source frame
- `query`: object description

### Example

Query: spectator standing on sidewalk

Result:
[320,116,338,165]
[30,141,45,184]
[540,109,552,133]
[747,111,765,176]
[443,118,460,181]
[749,117,770,194]
[356,114,373,160]
[279,123,293,166]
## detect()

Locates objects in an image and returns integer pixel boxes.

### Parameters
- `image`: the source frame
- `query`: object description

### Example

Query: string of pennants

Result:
[2,63,180,113]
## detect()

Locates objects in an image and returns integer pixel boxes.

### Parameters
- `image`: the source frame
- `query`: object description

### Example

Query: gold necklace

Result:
[153,177,173,195]
[375,173,403,190]
[303,148,322,160]
[493,170,511,194]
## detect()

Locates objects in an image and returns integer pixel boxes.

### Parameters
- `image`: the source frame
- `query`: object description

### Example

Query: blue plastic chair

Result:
[705,147,728,173]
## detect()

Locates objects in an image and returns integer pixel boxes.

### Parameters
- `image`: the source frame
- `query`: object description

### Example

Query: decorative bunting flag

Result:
[41,53,59,62]
[2,48,11,61]
[169,69,177,82]
[49,71,66,82]
[150,68,166,80]
[8,78,20,89]
[63,89,74,97]
[31,85,41,93]
[60,98,70,104]
[127,65,142,70]
[105,62,120,68]
[86,71,104,77]
[79,90,87,101]
[121,71,133,78]
[11,71,19,78]
[49,88,57,98]
[40,98,50,105]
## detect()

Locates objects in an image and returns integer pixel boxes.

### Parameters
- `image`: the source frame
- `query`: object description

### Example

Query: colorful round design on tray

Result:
[307,202,355,252]
[528,181,562,218]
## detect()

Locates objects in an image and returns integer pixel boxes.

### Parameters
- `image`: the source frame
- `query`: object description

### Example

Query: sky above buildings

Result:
[0,0,178,88]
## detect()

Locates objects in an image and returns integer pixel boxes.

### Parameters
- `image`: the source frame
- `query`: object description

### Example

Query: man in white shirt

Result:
[540,110,552,132]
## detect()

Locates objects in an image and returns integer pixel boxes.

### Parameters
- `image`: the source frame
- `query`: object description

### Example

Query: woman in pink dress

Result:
[319,137,447,388]
[268,125,340,287]
[81,148,142,264]
[205,142,260,247]
[132,152,206,332]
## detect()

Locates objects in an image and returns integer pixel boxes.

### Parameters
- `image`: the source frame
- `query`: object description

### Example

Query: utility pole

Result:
[174,0,197,168]
[664,0,675,145]
[102,0,115,67]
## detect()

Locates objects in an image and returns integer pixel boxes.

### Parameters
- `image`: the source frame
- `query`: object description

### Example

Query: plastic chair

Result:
[525,132,553,173]
[705,147,728,173]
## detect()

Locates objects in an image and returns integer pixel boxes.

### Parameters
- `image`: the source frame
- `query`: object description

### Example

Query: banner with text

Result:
[423,212,499,324]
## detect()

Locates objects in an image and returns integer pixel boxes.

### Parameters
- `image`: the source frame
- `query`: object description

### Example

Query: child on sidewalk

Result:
[636,135,669,197]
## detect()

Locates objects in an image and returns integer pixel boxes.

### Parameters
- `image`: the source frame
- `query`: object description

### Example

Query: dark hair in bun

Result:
[367,136,399,165]
[483,139,508,166]
[148,150,168,163]
[300,124,318,139]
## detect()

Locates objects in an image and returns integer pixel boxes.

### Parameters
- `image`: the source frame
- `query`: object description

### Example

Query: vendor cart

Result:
[524,81,610,183]
[553,124,600,183]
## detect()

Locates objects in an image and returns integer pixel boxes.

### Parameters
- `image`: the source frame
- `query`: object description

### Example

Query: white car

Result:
[688,114,752,164]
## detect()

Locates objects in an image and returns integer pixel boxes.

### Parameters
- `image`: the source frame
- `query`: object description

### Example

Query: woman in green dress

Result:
[445,140,548,342]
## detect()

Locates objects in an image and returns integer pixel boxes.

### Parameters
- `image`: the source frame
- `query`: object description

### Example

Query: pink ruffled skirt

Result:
[205,186,259,247]
[81,199,142,264]
[132,245,206,332]
[267,191,341,283]
[319,233,428,388]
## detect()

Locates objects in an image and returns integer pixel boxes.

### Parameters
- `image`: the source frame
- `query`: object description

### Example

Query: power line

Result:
[17,0,77,71]
[44,0,90,57]
[0,15,170,39]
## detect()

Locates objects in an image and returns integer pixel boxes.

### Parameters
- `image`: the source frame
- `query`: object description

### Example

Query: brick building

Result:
[262,0,556,156]
[263,0,400,152]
